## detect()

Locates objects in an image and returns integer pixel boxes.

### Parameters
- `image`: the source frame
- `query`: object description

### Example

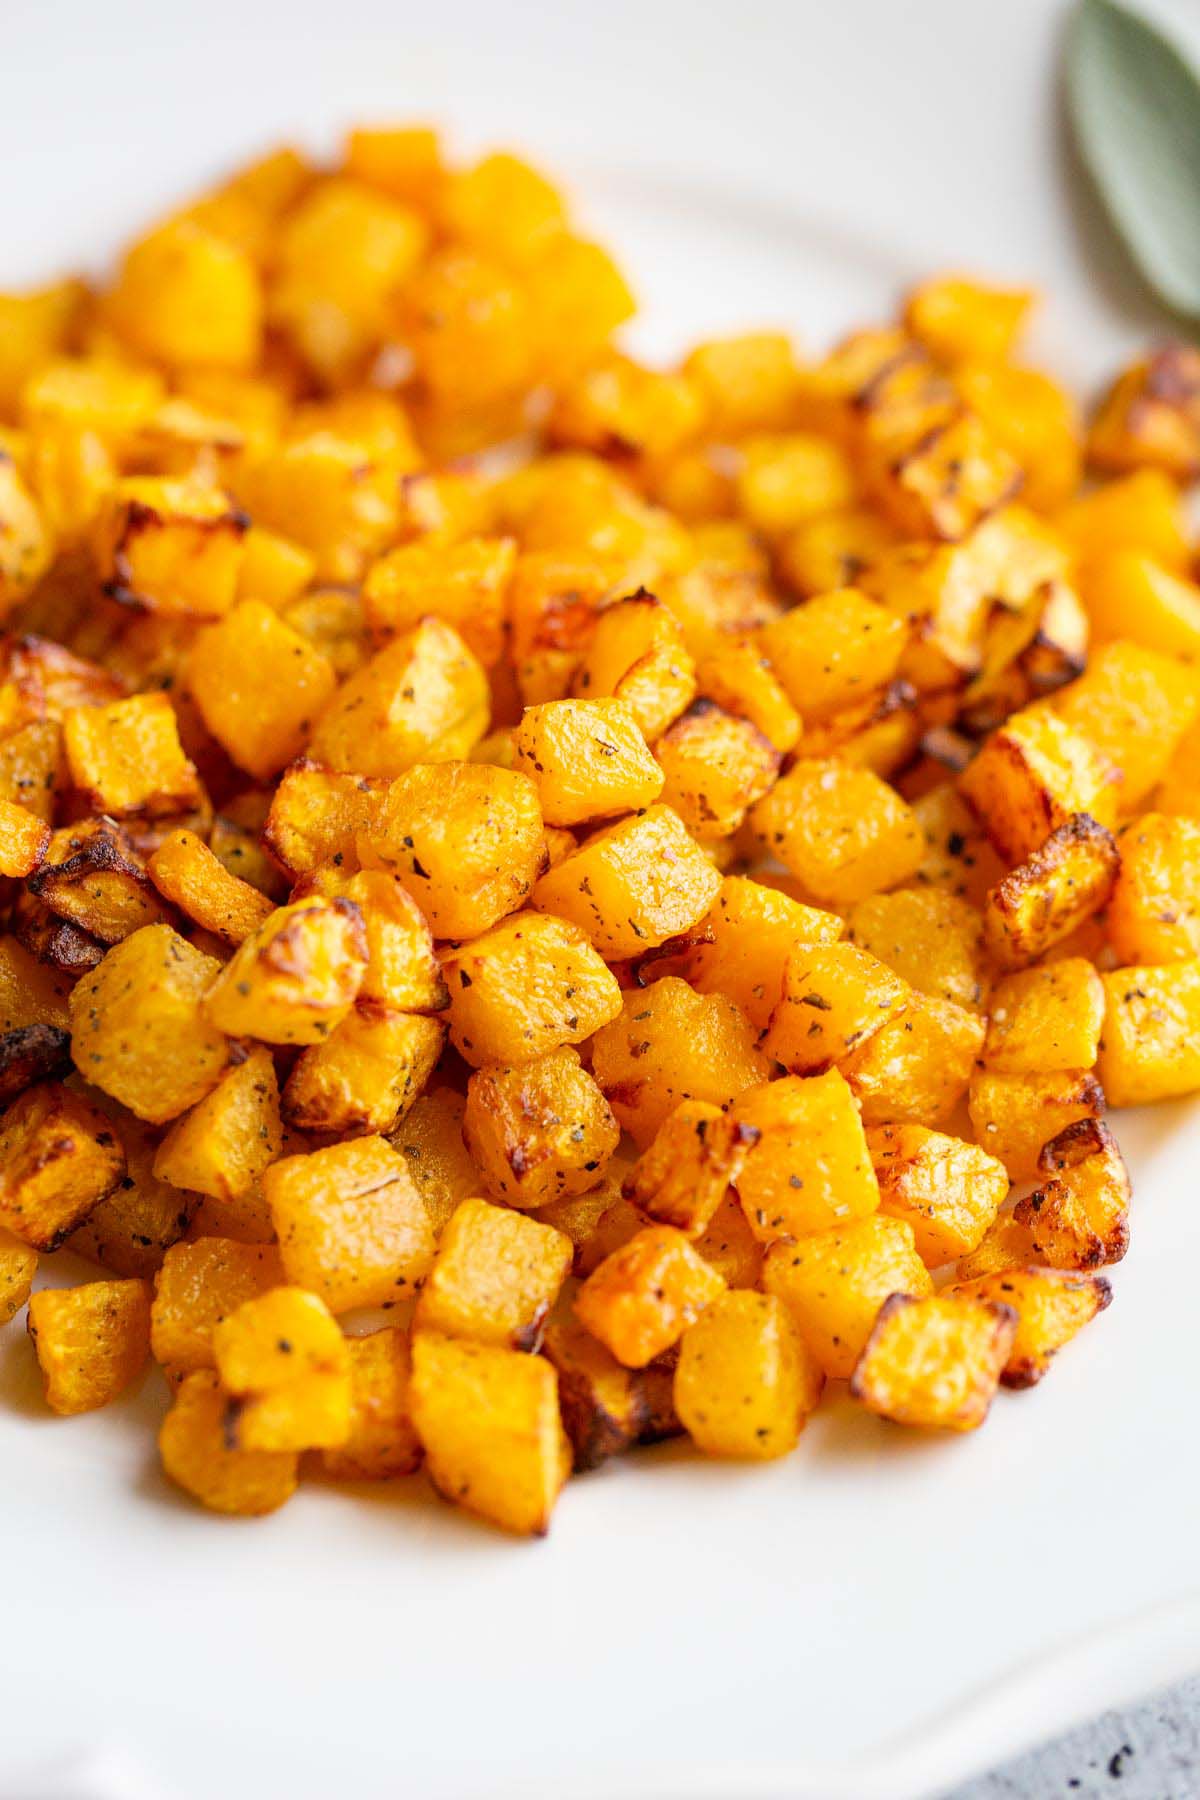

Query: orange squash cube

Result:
[575,1224,725,1368]
[442,911,622,1066]
[763,942,909,1075]
[750,759,924,906]
[732,1070,879,1243]
[674,1291,823,1460]
[415,1197,572,1349]
[363,537,516,668]
[512,697,663,827]
[982,813,1120,970]
[532,804,721,959]
[868,1123,1009,1267]
[463,1047,618,1208]
[983,959,1105,1073]
[187,600,337,780]
[27,1278,152,1414]
[850,1291,1016,1431]
[150,1237,285,1373]
[147,828,274,946]
[951,1267,1111,1388]
[763,1214,933,1380]
[160,1368,298,1514]
[308,619,489,779]
[571,593,696,741]
[153,1047,282,1204]
[842,993,986,1128]
[322,1326,423,1481]
[212,1285,351,1453]
[622,1100,749,1239]
[281,1005,444,1137]
[1107,813,1200,964]
[204,897,367,1045]
[967,1067,1105,1182]
[1097,961,1200,1106]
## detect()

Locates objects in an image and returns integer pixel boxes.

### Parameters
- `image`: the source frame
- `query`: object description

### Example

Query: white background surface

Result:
[5,2,1200,1795]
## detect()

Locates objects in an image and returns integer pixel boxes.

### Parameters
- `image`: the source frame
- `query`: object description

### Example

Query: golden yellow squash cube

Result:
[867,1123,1009,1267]
[967,1066,1105,1182]
[576,1224,725,1368]
[571,593,696,741]
[387,1087,479,1239]
[749,759,924,906]
[442,911,622,1067]
[415,1197,572,1349]
[309,619,489,779]
[982,813,1120,970]
[542,1317,679,1470]
[187,600,338,781]
[763,942,909,1075]
[653,699,781,839]
[463,1047,618,1208]
[110,219,263,372]
[147,828,274,946]
[847,886,988,1011]
[92,476,247,618]
[1051,640,1198,813]
[63,691,201,819]
[679,874,843,1031]
[1107,813,1200,964]
[150,1237,285,1372]
[842,993,986,1128]
[281,1006,444,1137]
[323,1326,423,1480]
[622,1100,749,1239]
[951,1267,1112,1388]
[212,1285,351,1453]
[160,1368,298,1515]
[983,959,1105,1073]
[1097,961,1200,1106]
[363,536,515,668]
[763,1214,933,1381]
[261,760,390,882]
[850,1291,1017,1431]
[674,1291,823,1460]
[27,1278,151,1414]
[731,1070,879,1243]
[512,697,663,827]
[959,707,1118,864]
[0,795,49,878]
[760,587,907,722]
[532,804,721,959]
[204,897,367,1046]
[153,1047,282,1204]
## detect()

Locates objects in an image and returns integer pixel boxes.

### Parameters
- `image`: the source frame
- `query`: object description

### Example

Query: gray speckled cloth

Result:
[943,1677,1200,1798]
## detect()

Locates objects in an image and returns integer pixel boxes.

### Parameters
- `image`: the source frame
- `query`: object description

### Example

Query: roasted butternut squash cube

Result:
[591,978,770,1149]
[955,360,1081,512]
[27,1277,151,1414]
[967,1067,1105,1182]
[387,1087,478,1239]
[682,332,800,435]
[571,593,696,740]
[910,785,1006,907]
[410,1330,570,1535]
[160,1368,298,1514]
[847,886,988,1011]
[1084,551,1200,662]
[532,804,721,958]
[1097,961,1200,1106]
[265,1134,434,1313]
[760,588,907,723]
[749,759,924,906]
[281,1005,444,1137]
[296,866,446,1013]
[63,691,201,819]
[677,874,843,1031]
[763,1215,933,1381]
[0,1021,70,1105]
[984,959,1105,1074]
[322,1326,422,1480]
[575,1224,725,1368]
[0,1082,124,1250]
[850,1291,1016,1430]
[0,795,49,877]
[21,356,164,454]
[960,709,1118,863]
[905,274,1033,364]
[463,1048,618,1209]
[0,717,66,824]
[1057,467,1190,572]
[512,698,663,826]
[187,600,337,780]
[212,1285,351,1453]
[70,926,228,1123]
[30,818,172,944]
[0,280,85,418]
[982,813,1120,970]
[1107,813,1200,964]
[731,1070,879,1243]
[842,993,985,1128]
[261,760,389,881]
[1087,345,1200,480]
[91,476,246,618]
[0,452,53,611]
[952,1267,1111,1388]
[360,761,544,939]
[363,537,516,668]
[150,1236,284,1372]
[236,524,315,608]
[309,618,489,778]
[692,1191,765,1288]
[210,808,287,902]
[869,409,1022,542]
[549,351,703,461]
[441,149,564,264]
[415,1197,571,1350]
[400,247,535,413]
[867,1123,1009,1267]
[675,1291,822,1460]
[1012,1118,1131,1271]
[1051,641,1199,812]
[234,428,402,584]
[0,1225,37,1322]
[204,896,367,1045]
[542,1318,679,1470]
[67,1100,197,1277]
[763,942,909,1075]
[653,699,780,839]
[344,123,444,206]
[443,911,621,1066]
[109,218,263,372]
[622,1101,748,1239]
[693,637,801,755]
[153,1047,282,1204]
[147,828,274,946]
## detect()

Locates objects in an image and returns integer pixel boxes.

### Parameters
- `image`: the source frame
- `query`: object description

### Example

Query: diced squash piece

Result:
[676,875,843,1031]
[0,1081,124,1253]
[694,637,802,755]
[236,525,315,607]
[906,275,1033,365]
[762,1214,933,1380]
[153,1048,282,1203]
[1057,468,1190,572]
[410,1331,570,1536]
[262,761,389,881]
[463,1048,618,1208]
[92,477,247,618]
[0,1225,37,1323]
[675,1291,822,1460]
[1107,813,1200,964]
[763,942,909,1075]
[542,1318,678,1470]
[959,709,1118,863]
[159,1369,298,1514]
[983,959,1105,1073]
[415,1197,571,1349]
[1087,346,1200,481]
[982,813,1120,970]
[591,978,770,1149]
[30,818,172,944]
[204,896,367,1045]
[1084,551,1200,661]
[532,804,721,958]
[850,1291,1016,1430]
[653,699,780,839]
[731,1070,879,1243]
[110,218,262,371]
[187,600,337,780]
[1097,961,1200,1106]
[360,761,544,939]
[736,433,855,539]
[70,926,228,1123]
[64,690,203,820]
[27,1278,151,1414]
[683,332,800,435]
[0,795,49,877]
[575,1224,725,1367]
[297,866,447,1012]
[212,1285,351,1453]
[322,1326,423,1480]
[867,1123,1009,1267]
[842,993,986,1128]
[571,593,696,741]
[281,1006,443,1136]
[967,1067,1105,1182]
[1051,640,1199,812]
[622,1100,749,1239]
[265,1135,434,1313]
[749,759,924,906]
[147,828,274,946]
[0,1021,70,1105]
[442,911,622,1066]
[760,588,907,722]
[388,1087,478,1239]
[363,536,516,667]
[910,785,1006,907]
[67,1100,197,1277]
[150,1237,285,1372]
[512,697,663,827]
[1009,1118,1132,1272]
[309,619,489,779]
[951,1267,1111,1388]
[847,887,988,1010]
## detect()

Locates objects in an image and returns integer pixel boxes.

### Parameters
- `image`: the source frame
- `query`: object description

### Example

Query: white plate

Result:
[4,2,1200,1795]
